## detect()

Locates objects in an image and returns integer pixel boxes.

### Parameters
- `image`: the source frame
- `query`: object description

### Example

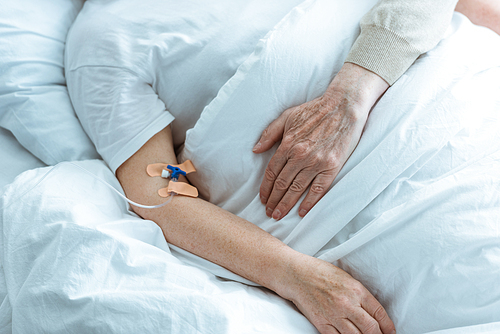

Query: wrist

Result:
[324,62,389,113]
[268,251,316,302]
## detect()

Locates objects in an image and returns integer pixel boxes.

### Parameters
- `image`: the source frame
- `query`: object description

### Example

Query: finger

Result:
[361,297,395,334]
[252,111,288,154]
[316,324,340,334]
[259,146,289,207]
[263,162,303,219]
[347,309,382,334]
[334,318,362,334]
[270,169,316,220]
[298,170,336,217]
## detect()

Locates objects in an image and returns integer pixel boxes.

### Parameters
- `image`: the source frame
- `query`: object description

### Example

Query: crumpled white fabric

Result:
[1,0,500,333]
[0,161,316,334]
[177,0,500,331]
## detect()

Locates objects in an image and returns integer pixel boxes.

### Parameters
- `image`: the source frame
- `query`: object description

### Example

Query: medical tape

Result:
[147,160,198,198]
[158,182,198,198]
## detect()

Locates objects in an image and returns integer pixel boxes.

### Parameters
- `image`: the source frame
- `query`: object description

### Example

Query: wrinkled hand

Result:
[276,254,396,334]
[253,63,388,219]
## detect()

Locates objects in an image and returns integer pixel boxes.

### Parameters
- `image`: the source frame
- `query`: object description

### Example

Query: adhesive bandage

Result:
[147,160,198,198]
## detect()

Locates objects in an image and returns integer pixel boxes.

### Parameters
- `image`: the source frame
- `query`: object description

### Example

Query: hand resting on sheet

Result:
[253,63,389,220]
[253,0,500,221]
[116,126,396,334]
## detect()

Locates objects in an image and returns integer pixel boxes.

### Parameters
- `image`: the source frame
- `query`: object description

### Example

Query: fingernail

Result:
[272,209,281,220]
[299,209,307,217]
[260,195,267,204]
[266,207,273,217]
[252,142,261,152]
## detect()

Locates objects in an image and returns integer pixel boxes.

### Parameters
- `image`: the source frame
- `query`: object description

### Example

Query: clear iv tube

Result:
[69,162,175,209]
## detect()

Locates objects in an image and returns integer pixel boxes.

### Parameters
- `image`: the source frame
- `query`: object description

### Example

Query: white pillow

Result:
[0,0,99,165]
[179,4,500,331]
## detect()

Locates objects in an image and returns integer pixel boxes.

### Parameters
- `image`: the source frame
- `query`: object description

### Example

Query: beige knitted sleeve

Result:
[345,0,458,85]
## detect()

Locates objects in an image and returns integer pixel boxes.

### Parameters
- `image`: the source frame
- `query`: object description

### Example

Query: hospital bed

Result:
[1,0,500,333]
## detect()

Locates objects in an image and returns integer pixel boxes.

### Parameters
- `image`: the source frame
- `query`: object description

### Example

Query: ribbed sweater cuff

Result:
[345,24,422,85]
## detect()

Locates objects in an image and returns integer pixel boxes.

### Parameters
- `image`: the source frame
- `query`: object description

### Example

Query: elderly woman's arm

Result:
[253,63,388,220]
[254,0,459,220]
[455,0,500,34]
[116,125,395,334]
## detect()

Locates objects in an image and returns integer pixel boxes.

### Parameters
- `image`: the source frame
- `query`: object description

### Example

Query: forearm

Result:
[142,196,299,292]
[326,62,389,115]
[455,0,500,34]
[116,127,301,295]
[117,127,395,333]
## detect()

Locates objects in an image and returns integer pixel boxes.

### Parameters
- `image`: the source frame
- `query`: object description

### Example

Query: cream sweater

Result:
[346,0,459,85]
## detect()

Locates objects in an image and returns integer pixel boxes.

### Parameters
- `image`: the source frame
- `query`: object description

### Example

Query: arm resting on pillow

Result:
[116,126,395,334]
[455,0,500,34]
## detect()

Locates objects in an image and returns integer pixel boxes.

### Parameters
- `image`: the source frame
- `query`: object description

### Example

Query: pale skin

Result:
[116,126,396,334]
[455,0,500,35]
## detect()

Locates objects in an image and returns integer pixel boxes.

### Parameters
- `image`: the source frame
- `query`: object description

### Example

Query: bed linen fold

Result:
[1,0,500,332]
[0,161,317,333]
[176,1,500,332]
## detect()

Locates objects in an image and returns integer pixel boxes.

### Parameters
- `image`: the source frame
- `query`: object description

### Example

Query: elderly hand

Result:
[274,253,396,334]
[253,63,389,219]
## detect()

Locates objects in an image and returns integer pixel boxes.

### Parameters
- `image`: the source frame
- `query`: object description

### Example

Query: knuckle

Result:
[281,135,294,149]
[373,305,388,322]
[310,152,331,169]
[350,281,365,295]
[274,178,289,191]
[324,153,341,169]
[312,151,323,161]
[264,168,277,182]
[310,184,326,194]
[334,295,351,309]
[290,142,312,160]
[316,324,338,334]
[333,294,351,309]
[261,128,271,140]
[289,179,305,193]
[364,318,381,334]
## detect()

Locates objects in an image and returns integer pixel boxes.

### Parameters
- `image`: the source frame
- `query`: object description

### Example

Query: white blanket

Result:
[178,3,500,332]
[2,0,500,332]
[0,161,317,333]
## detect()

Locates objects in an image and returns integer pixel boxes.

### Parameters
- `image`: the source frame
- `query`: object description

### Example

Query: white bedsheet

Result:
[1,1,500,333]
[177,4,500,331]
[0,161,317,334]
[0,128,45,191]
[0,128,45,332]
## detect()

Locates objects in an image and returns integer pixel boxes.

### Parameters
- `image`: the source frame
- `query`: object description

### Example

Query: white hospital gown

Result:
[65,0,302,172]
